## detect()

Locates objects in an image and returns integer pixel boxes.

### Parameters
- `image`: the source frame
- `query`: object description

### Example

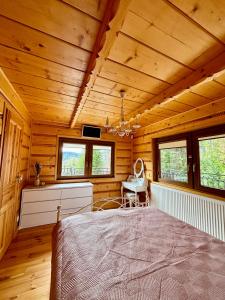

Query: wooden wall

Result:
[133,100,225,183]
[0,68,31,260]
[29,123,132,203]
[133,134,153,181]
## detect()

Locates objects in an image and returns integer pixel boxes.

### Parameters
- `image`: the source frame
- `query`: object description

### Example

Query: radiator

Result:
[151,183,225,241]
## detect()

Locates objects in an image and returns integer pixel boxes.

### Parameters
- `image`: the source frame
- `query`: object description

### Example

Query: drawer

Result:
[22,200,60,214]
[62,206,91,219]
[61,187,92,199]
[61,197,92,210]
[20,211,57,228]
[23,189,61,203]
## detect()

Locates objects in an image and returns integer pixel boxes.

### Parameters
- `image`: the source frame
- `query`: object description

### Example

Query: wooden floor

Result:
[0,224,53,300]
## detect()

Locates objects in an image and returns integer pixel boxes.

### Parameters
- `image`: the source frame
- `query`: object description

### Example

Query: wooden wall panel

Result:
[133,133,153,181]
[133,98,225,184]
[29,123,132,202]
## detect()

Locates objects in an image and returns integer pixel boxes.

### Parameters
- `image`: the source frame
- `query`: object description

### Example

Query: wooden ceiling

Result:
[0,0,225,128]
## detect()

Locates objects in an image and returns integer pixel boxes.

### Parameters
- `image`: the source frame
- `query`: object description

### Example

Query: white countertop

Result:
[23,182,93,192]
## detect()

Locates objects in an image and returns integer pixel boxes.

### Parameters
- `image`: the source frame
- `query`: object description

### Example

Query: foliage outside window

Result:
[159,140,188,183]
[57,138,115,179]
[198,136,225,191]
[154,125,225,197]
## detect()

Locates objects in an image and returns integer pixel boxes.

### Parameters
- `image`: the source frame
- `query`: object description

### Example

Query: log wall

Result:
[30,123,132,203]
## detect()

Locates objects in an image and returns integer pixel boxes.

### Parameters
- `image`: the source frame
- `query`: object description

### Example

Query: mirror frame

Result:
[133,158,144,178]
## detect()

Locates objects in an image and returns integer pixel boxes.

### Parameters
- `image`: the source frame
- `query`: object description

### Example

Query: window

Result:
[92,145,112,175]
[57,138,115,179]
[198,135,225,190]
[61,143,86,177]
[154,125,225,197]
[159,140,188,183]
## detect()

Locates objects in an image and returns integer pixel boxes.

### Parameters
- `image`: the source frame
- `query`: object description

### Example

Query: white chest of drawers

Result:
[19,182,93,228]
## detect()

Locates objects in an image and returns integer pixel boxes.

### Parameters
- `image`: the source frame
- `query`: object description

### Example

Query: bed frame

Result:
[56,197,149,222]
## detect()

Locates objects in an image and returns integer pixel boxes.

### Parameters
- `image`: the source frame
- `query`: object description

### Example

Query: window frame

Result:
[57,137,115,179]
[192,125,225,197]
[153,125,225,198]
[154,133,193,188]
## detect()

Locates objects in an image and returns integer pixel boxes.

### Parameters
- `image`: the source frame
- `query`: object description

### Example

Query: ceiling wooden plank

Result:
[0,45,84,86]
[215,73,225,86]
[81,107,120,118]
[31,113,71,125]
[25,102,73,114]
[2,68,79,97]
[150,113,225,138]
[76,113,108,126]
[136,97,225,137]
[138,114,165,126]
[93,76,154,102]
[121,2,224,68]
[167,0,225,43]
[84,100,123,114]
[23,97,74,111]
[108,33,192,84]
[13,84,76,105]
[126,51,225,122]
[0,16,90,71]
[171,91,212,107]
[159,100,194,113]
[99,59,170,94]
[144,107,177,118]
[61,0,107,20]
[191,80,225,99]
[88,90,144,109]
[70,0,132,127]
[1,0,100,51]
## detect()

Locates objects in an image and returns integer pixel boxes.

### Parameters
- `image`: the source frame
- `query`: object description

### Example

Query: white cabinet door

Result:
[20,211,57,228]
[61,197,92,210]
[23,189,61,202]
[61,188,92,199]
[22,200,60,214]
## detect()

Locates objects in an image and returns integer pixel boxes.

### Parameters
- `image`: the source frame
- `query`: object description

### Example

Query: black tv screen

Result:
[82,125,101,139]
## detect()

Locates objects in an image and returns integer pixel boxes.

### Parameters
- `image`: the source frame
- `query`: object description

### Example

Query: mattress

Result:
[50,207,225,300]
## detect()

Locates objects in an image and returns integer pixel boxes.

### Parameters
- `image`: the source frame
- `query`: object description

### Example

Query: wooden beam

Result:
[126,51,225,123]
[70,0,132,128]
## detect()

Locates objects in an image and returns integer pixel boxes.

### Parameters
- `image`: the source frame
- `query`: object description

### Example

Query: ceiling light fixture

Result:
[104,90,141,137]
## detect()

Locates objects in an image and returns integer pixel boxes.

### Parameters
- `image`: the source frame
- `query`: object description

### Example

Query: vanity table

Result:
[121,158,149,206]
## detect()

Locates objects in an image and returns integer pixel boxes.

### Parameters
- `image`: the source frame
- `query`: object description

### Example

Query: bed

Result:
[50,206,225,300]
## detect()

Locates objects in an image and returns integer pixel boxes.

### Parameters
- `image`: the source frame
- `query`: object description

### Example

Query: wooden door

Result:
[0,110,23,259]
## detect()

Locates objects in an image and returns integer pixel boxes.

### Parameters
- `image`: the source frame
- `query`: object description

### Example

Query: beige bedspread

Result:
[50,207,225,300]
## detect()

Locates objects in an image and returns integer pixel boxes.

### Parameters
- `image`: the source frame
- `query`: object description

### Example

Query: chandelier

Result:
[104,90,141,137]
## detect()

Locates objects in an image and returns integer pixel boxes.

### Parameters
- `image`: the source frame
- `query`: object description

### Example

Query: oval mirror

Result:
[133,158,144,178]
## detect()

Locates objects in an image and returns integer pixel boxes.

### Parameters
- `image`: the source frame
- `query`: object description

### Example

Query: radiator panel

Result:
[151,184,225,241]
